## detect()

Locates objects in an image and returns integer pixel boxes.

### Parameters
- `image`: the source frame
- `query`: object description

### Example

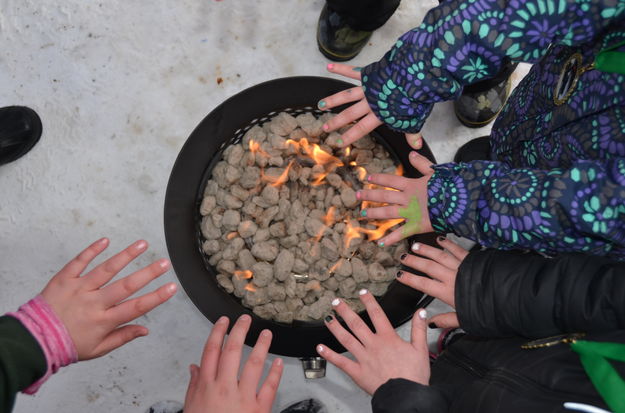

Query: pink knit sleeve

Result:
[6,295,78,394]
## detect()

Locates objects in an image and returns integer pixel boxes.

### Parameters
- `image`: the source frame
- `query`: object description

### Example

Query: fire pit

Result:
[164,76,438,358]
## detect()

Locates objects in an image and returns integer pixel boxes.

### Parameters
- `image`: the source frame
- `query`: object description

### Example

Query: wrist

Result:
[6,295,78,394]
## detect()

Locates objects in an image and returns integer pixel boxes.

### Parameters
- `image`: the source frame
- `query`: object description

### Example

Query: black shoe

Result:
[453,136,491,163]
[0,106,42,166]
[453,61,517,128]
[146,400,183,413]
[280,398,327,413]
[317,4,372,62]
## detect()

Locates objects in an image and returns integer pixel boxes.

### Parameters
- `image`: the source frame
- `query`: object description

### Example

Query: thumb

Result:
[405,133,423,150]
[429,312,460,329]
[88,325,148,360]
[410,308,429,352]
[185,364,200,398]
[408,151,433,176]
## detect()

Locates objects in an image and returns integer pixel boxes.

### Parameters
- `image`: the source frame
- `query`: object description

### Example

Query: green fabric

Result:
[0,316,46,413]
[595,40,625,75]
[571,340,625,413]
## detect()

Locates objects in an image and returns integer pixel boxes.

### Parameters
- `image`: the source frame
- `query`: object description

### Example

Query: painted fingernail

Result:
[360,209,367,217]
[356,191,362,200]
[378,241,385,247]
[353,67,362,72]
[324,314,333,322]
[159,259,171,269]
[411,243,421,252]
[317,344,325,353]
[337,138,343,145]
[166,283,177,294]
[396,271,403,278]
[359,289,368,296]
[323,124,329,131]
[331,298,340,306]
[318,100,327,108]
[428,322,437,329]
[413,139,420,147]
[327,63,334,70]
[409,151,418,158]
[135,240,148,251]
[400,253,407,260]
[418,309,428,320]
[367,175,372,182]
[437,236,446,242]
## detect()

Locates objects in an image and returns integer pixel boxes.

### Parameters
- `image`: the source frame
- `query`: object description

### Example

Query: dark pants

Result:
[326,0,400,31]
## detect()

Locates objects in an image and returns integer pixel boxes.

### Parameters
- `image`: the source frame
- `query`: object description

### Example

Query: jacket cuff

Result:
[372,378,449,413]
[361,60,433,133]
[7,295,78,394]
[426,164,459,234]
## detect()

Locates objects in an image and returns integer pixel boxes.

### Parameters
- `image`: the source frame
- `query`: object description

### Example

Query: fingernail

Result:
[323,124,329,131]
[276,358,283,366]
[400,253,407,260]
[411,243,420,252]
[337,138,343,145]
[358,289,368,296]
[217,316,228,324]
[261,329,272,337]
[418,309,427,320]
[324,314,333,322]
[378,241,385,247]
[367,175,372,182]
[437,236,446,242]
[396,271,403,278]
[327,63,334,70]
[353,67,362,72]
[166,283,177,294]
[317,344,325,353]
[159,259,171,269]
[409,151,418,158]
[98,238,109,246]
[428,322,437,329]
[240,314,251,322]
[360,209,367,217]
[135,240,148,251]
[318,100,327,109]
[331,298,340,306]
[356,191,361,200]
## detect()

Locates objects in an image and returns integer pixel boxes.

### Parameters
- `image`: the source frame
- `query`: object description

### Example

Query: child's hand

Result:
[359,150,434,247]
[317,291,430,395]
[317,63,383,148]
[40,238,177,360]
[397,237,470,329]
[184,315,283,413]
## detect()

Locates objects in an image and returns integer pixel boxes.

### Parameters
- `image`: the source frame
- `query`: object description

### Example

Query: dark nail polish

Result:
[396,271,403,278]
[437,236,446,242]
[428,323,437,329]
[325,315,334,323]
[400,253,407,260]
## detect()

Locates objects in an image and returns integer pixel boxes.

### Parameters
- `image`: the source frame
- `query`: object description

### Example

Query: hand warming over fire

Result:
[397,237,470,329]
[317,63,383,148]
[184,315,283,413]
[358,150,434,247]
[317,291,431,395]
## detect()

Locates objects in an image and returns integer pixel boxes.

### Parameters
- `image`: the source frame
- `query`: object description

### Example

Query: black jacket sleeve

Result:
[0,316,46,413]
[371,379,450,413]
[455,250,625,338]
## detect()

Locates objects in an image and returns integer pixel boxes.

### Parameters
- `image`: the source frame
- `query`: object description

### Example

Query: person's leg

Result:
[0,106,42,166]
[317,0,400,61]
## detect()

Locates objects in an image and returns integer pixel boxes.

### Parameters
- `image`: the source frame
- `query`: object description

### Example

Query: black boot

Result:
[0,106,42,166]
[316,4,372,62]
[453,136,491,163]
[280,398,327,413]
[453,60,517,128]
[146,400,183,413]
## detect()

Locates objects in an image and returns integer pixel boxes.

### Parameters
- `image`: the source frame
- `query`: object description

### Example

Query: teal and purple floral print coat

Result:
[362,0,625,259]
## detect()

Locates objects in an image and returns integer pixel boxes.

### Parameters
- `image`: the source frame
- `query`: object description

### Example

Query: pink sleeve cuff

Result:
[7,295,78,394]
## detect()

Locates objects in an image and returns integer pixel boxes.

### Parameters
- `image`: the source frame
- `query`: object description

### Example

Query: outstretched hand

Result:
[184,315,283,413]
[317,290,430,395]
[397,237,470,329]
[359,149,434,247]
[40,238,177,360]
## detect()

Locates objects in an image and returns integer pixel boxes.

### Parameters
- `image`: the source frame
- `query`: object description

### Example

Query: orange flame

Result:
[328,259,343,274]
[344,220,362,249]
[345,147,351,157]
[234,270,253,280]
[395,164,404,176]
[358,218,404,241]
[314,207,337,242]
[244,283,257,292]
[249,139,270,158]
[261,160,294,187]
[226,232,238,240]
[355,166,367,181]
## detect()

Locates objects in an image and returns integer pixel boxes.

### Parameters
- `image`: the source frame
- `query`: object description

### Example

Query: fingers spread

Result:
[323,312,366,358]
[338,113,383,148]
[410,309,429,353]
[84,240,149,289]
[257,358,284,411]
[331,298,374,346]
[319,87,364,110]
[326,63,363,80]
[375,226,407,248]
[317,343,359,378]
[90,324,148,360]
[358,189,406,206]
[239,329,273,394]
[436,237,469,262]
[184,364,201,404]
[358,290,393,335]
[101,259,171,307]
[401,252,454,283]
[408,151,434,176]
[57,238,109,280]
[200,316,230,381]
[107,282,177,325]
[367,173,411,191]
[429,312,460,329]
[396,270,450,304]
[323,99,371,133]
[217,314,252,384]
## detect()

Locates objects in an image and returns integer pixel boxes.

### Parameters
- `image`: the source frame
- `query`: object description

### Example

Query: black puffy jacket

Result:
[372,251,625,413]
